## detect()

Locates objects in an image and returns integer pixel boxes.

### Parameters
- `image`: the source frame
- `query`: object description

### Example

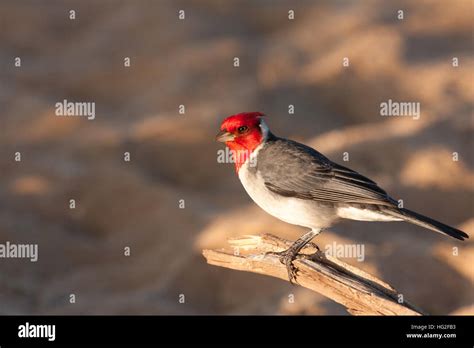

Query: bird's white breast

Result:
[237,145,335,230]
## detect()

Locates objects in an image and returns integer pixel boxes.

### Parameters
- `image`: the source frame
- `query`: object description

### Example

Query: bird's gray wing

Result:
[259,138,396,206]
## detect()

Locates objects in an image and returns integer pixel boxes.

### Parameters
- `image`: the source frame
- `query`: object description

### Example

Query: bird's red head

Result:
[216,112,266,172]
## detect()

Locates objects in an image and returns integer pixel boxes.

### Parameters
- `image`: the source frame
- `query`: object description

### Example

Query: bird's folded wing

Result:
[260,139,396,206]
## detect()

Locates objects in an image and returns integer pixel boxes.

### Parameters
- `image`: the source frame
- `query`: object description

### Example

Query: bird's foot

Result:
[298,244,325,262]
[264,230,322,285]
[265,248,300,285]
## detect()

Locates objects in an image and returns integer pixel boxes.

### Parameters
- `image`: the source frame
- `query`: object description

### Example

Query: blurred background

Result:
[0,0,472,315]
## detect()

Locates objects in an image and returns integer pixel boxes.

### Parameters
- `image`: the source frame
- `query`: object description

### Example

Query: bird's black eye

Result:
[237,126,248,133]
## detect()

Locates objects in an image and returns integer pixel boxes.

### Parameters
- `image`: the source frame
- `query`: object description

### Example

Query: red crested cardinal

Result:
[216,112,469,283]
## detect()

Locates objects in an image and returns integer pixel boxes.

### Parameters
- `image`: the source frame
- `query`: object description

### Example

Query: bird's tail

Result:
[384,207,469,241]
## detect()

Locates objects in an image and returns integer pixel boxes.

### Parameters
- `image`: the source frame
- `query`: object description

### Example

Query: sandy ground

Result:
[0,0,472,314]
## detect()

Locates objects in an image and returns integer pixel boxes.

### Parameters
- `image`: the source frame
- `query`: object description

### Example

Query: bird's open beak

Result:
[215,130,235,142]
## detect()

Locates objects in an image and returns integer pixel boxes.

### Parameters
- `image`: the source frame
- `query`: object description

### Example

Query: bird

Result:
[215,111,469,283]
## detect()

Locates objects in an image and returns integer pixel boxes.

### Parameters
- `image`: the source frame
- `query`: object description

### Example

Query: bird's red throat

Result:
[226,130,263,172]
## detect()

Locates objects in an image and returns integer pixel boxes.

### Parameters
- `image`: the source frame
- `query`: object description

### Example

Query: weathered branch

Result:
[202,234,424,315]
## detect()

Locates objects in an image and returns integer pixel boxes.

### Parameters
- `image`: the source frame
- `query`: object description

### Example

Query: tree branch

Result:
[202,233,425,315]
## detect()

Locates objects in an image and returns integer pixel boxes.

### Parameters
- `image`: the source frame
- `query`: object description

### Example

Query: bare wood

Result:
[202,234,424,315]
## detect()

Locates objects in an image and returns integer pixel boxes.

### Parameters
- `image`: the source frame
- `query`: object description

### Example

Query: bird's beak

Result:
[215,130,235,142]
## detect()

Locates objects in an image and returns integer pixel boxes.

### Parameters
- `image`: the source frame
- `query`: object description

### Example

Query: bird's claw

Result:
[297,249,325,263]
[265,249,300,285]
